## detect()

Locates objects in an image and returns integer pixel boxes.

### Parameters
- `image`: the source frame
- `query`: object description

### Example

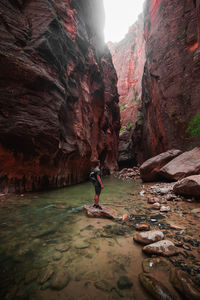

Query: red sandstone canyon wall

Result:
[134,0,200,163]
[108,14,145,166]
[0,0,120,192]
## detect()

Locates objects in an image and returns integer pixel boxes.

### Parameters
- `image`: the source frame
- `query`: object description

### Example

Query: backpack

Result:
[89,171,97,183]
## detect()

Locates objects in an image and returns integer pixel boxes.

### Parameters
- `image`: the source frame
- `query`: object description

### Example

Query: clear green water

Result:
[0,176,150,300]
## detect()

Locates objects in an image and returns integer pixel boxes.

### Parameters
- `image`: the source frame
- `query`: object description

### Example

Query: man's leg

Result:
[94,193,99,206]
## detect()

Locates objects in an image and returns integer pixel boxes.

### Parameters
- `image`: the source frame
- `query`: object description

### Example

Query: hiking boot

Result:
[96,205,102,210]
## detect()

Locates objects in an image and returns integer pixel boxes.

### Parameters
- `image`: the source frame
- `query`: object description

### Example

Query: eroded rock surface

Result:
[0,0,120,192]
[133,0,200,163]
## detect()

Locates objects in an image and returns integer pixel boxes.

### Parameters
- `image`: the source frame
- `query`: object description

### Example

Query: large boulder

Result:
[173,175,200,197]
[140,149,182,182]
[160,147,200,181]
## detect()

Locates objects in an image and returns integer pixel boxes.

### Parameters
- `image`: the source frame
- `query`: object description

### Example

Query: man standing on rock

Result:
[92,160,103,209]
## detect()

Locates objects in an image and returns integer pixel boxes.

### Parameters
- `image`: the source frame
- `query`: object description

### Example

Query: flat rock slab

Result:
[133,230,164,245]
[84,205,117,219]
[173,175,200,197]
[143,240,179,256]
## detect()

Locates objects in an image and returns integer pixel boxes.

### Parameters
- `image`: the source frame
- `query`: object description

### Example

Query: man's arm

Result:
[97,174,103,189]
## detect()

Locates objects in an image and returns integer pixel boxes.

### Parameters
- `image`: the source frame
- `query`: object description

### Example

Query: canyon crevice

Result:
[0,0,120,192]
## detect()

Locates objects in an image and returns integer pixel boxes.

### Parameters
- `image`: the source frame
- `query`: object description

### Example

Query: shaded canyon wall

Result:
[0,0,120,192]
[134,0,200,162]
[109,0,200,165]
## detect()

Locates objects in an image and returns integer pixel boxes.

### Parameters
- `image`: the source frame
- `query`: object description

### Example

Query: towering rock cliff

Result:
[134,0,200,163]
[108,15,145,167]
[0,0,120,192]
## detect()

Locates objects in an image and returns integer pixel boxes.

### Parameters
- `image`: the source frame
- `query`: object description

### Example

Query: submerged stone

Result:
[139,273,175,300]
[170,268,200,300]
[38,266,54,284]
[50,269,70,290]
[94,280,111,292]
[117,276,133,289]
[75,242,90,249]
[53,252,62,261]
[142,257,171,273]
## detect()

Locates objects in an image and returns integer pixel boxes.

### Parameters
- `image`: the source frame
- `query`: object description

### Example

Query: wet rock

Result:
[142,257,171,273]
[191,208,200,214]
[135,224,150,231]
[75,242,90,249]
[140,149,182,182]
[50,269,70,290]
[38,266,54,284]
[117,276,133,289]
[173,175,200,197]
[139,273,175,300]
[169,224,185,231]
[170,268,200,300]
[160,206,171,212]
[152,203,161,210]
[148,198,159,204]
[160,148,200,181]
[143,240,179,256]
[84,205,117,219]
[53,252,62,261]
[133,230,164,245]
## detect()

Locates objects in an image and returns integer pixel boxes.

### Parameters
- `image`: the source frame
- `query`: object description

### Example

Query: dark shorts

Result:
[95,184,101,195]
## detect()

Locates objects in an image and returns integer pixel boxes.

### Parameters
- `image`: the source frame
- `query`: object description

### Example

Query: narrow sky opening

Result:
[103,0,145,43]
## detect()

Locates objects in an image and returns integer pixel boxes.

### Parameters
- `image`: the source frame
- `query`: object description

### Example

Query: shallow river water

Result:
[0,176,200,300]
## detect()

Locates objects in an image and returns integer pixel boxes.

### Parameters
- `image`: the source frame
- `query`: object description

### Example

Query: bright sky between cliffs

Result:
[103,0,145,43]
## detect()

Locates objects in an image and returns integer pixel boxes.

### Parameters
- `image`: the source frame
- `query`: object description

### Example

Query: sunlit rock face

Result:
[134,0,200,163]
[108,14,145,167]
[0,0,120,192]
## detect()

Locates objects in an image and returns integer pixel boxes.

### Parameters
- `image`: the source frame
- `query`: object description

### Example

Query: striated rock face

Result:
[134,0,200,162]
[0,0,120,192]
[108,14,145,167]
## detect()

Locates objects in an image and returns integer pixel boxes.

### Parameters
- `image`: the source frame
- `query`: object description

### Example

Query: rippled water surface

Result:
[0,176,153,300]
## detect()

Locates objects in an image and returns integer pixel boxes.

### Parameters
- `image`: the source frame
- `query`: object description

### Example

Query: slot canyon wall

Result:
[110,0,200,165]
[108,14,145,167]
[134,0,200,163]
[0,0,120,192]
